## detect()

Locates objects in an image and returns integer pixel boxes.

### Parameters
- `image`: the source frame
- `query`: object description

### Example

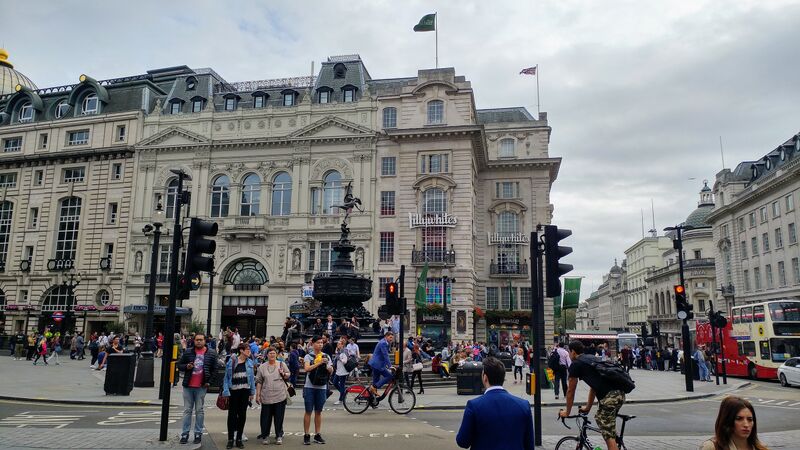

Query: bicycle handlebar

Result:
[557,411,589,429]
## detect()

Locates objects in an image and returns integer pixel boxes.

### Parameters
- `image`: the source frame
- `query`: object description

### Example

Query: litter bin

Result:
[104,353,136,395]
[134,351,155,387]
[497,352,513,370]
[456,361,485,395]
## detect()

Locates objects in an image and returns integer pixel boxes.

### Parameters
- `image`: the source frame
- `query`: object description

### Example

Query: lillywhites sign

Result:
[408,213,458,228]
[236,307,257,316]
[488,232,529,245]
[499,318,520,325]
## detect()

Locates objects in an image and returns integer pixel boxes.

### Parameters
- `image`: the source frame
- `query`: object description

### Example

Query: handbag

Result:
[412,362,424,372]
[216,394,229,410]
[279,363,296,397]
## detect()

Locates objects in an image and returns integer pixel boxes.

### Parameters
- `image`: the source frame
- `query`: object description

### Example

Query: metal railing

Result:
[411,249,456,266]
[144,273,170,283]
[490,262,529,276]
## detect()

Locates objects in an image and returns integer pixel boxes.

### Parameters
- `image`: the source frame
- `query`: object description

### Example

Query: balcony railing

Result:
[47,258,75,271]
[144,273,170,284]
[490,262,529,276]
[411,248,456,266]
[233,284,262,291]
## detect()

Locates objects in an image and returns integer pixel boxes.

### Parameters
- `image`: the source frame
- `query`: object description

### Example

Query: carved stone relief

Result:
[214,123,222,131]
[244,121,251,130]
[289,118,296,127]
[274,119,282,128]
[227,122,235,131]
[257,120,266,129]
[292,248,301,271]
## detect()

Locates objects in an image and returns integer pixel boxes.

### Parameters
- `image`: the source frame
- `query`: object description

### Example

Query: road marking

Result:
[773,401,788,405]
[0,413,83,429]
[97,411,180,426]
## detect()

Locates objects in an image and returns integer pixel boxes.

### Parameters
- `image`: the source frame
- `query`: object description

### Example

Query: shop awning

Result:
[124,305,193,316]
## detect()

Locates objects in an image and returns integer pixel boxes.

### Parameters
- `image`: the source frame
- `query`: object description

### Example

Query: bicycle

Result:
[556,411,635,450]
[343,373,416,415]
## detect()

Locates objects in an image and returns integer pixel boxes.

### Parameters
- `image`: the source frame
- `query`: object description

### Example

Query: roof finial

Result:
[0,48,11,68]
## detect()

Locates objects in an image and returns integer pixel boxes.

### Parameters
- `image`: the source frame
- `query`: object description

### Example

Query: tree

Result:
[554,308,577,335]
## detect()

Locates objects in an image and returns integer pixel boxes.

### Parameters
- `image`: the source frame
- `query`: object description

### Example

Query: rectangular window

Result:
[749,212,756,227]
[762,233,770,252]
[775,228,783,248]
[159,244,171,274]
[0,173,17,188]
[766,264,774,288]
[381,157,396,176]
[20,289,28,303]
[778,261,787,287]
[380,191,396,216]
[116,125,126,142]
[3,137,22,153]
[500,286,516,310]
[24,246,33,263]
[743,270,751,291]
[254,96,265,108]
[495,182,519,199]
[307,242,316,271]
[107,203,118,225]
[379,232,394,263]
[722,224,729,237]
[759,340,770,360]
[786,195,795,212]
[741,341,756,357]
[740,241,747,259]
[520,287,532,310]
[793,258,800,284]
[104,243,114,260]
[790,223,797,245]
[170,102,181,114]
[34,170,43,186]
[751,237,758,255]
[698,299,705,314]
[486,287,499,310]
[760,207,768,223]
[319,91,329,104]
[192,99,203,112]
[737,217,745,232]
[319,242,337,272]
[67,130,89,146]
[773,201,781,218]
[112,163,122,180]
[420,153,449,174]
[29,207,38,228]
[38,133,48,150]
[63,167,85,183]
[343,89,354,103]
[693,250,702,259]
[310,188,321,215]
[382,108,397,129]
[425,277,451,304]
[225,98,236,111]
[754,267,761,290]
[283,93,294,106]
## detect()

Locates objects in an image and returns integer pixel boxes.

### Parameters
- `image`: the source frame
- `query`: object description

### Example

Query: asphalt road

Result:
[0,379,797,449]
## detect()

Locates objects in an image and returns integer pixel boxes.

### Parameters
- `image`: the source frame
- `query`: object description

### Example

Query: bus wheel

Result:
[748,364,758,380]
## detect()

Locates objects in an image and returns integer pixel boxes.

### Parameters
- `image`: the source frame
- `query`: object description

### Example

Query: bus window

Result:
[737,342,744,356]
[742,341,756,357]
[759,340,770,360]
[769,338,800,362]
[769,301,800,321]
[753,305,765,323]
[742,307,753,323]
[732,309,741,324]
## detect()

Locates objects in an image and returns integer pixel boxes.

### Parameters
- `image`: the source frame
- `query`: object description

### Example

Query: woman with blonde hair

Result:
[701,396,769,450]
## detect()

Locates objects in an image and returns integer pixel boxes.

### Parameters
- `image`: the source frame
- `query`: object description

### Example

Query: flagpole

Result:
[536,64,540,116]
[435,13,439,68]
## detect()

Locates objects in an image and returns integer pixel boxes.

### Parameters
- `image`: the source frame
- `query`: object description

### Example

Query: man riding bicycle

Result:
[367,331,394,404]
[559,340,627,450]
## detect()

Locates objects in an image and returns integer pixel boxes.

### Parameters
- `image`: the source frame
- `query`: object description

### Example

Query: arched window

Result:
[55,100,70,118]
[271,172,292,216]
[240,173,261,216]
[211,175,230,217]
[0,201,12,266]
[165,178,179,219]
[499,138,516,158]
[333,63,347,79]
[42,285,74,312]
[423,188,446,214]
[55,197,81,262]
[497,211,519,234]
[96,289,112,307]
[382,107,397,129]
[82,94,99,115]
[18,102,33,123]
[322,171,343,215]
[186,76,197,90]
[224,259,269,288]
[427,100,444,124]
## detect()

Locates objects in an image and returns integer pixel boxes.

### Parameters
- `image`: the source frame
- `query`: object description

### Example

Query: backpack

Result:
[547,349,561,370]
[344,353,359,372]
[580,355,636,394]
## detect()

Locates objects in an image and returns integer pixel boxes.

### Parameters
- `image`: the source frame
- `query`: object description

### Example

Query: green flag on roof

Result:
[415,262,429,308]
[414,13,436,32]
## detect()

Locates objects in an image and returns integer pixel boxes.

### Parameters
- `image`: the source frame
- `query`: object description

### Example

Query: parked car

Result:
[777,357,800,387]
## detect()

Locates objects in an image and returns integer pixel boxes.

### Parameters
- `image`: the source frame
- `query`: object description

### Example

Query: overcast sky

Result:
[3,0,799,300]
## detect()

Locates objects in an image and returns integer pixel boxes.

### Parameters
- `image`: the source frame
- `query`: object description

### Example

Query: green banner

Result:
[508,279,515,311]
[414,13,436,32]
[554,295,562,318]
[562,278,581,309]
[414,263,429,308]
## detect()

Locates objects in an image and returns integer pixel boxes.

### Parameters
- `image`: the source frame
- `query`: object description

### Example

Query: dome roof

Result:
[0,48,37,96]
[684,203,714,228]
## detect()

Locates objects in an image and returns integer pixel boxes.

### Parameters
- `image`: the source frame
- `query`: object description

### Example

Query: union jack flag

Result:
[519,66,537,75]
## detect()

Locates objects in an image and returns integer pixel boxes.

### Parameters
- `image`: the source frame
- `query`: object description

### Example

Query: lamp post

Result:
[142,222,163,352]
[442,275,455,347]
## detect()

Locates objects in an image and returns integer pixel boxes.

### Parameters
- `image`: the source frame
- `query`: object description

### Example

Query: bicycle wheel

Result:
[388,385,416,414]
[554,436,590,450]
[343,385,371,414]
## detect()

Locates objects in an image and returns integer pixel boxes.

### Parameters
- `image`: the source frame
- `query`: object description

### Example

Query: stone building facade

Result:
[625,236,673,328]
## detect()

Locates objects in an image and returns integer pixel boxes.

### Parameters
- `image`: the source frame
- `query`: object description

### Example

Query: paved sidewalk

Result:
[0,355,749,409]
[0,429,203,450]
[537,429,800,449]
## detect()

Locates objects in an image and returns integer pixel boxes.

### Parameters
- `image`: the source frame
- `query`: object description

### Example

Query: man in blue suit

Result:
[368,331,394,400]
[456,357,534,450]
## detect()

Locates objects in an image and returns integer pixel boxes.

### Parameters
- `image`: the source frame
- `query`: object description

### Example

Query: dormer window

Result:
[319,91,330,104]
[333,63,347,79]
[169,99,183,115]
[781,149,787,161]
[82,94,99,115]
[18,102,33,123]
[253,92,267,108]
[55,100,70,119]
[765,158,772,170]
[224,96,237,111]
[343,88,355,103]
[186,76,197,90]
[282,90,297,107]
[191,97,204,113]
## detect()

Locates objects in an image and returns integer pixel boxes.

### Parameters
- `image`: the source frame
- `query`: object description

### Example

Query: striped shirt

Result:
[230,360,249,391]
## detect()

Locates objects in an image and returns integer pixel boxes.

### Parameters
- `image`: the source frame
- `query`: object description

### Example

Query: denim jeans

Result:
[182,386,207,437]
[332,374,347,402]
[697,360,709,381]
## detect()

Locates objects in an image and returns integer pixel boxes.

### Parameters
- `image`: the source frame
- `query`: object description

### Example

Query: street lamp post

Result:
[142,222,163,352]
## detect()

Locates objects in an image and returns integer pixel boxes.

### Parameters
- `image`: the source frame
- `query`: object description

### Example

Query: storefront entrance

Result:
[221,303,268,338]
[486,315,531,347]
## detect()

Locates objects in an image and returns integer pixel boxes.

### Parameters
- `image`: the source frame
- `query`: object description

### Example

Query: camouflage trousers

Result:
[596,390,625,442]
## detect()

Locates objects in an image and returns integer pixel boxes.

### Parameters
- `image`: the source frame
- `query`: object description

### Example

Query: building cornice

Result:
[0,146,134,168]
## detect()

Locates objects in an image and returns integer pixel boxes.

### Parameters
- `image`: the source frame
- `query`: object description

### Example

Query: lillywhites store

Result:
[486,315,532,347]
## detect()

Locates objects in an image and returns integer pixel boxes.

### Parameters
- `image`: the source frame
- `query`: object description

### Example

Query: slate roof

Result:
[476,107,535,124]
[742,133,800,186]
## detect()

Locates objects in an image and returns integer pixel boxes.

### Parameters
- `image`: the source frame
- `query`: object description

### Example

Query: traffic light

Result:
[544,225,573,297]
[181,218,218,298]
[674,284,693,321]
[710,311,728,329]
[385,282,402,315]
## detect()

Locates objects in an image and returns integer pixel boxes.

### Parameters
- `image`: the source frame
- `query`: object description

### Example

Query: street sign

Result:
[302,284,314,298]
[52,311,64,322]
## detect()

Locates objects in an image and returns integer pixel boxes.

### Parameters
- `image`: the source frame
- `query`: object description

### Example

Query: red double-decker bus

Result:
[696,300,800,380]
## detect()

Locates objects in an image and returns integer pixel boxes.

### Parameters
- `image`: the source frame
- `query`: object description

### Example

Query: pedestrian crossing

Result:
[0,412,83,429]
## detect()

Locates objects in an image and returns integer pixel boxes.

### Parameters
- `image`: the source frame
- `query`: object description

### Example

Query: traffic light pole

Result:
[674,226,694,393]
[398,265,405,391]
[145,223,162,353]
[206,268,216,338]
[529,229,543,448]
[159,170,189,442]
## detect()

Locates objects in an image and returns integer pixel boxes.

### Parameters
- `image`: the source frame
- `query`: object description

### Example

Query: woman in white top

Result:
[512,348,526,384]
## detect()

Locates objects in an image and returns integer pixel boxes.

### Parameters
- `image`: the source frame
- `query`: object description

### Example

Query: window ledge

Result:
[381,174,397,178]
[424,123,447,127]
[380,215,397,218]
